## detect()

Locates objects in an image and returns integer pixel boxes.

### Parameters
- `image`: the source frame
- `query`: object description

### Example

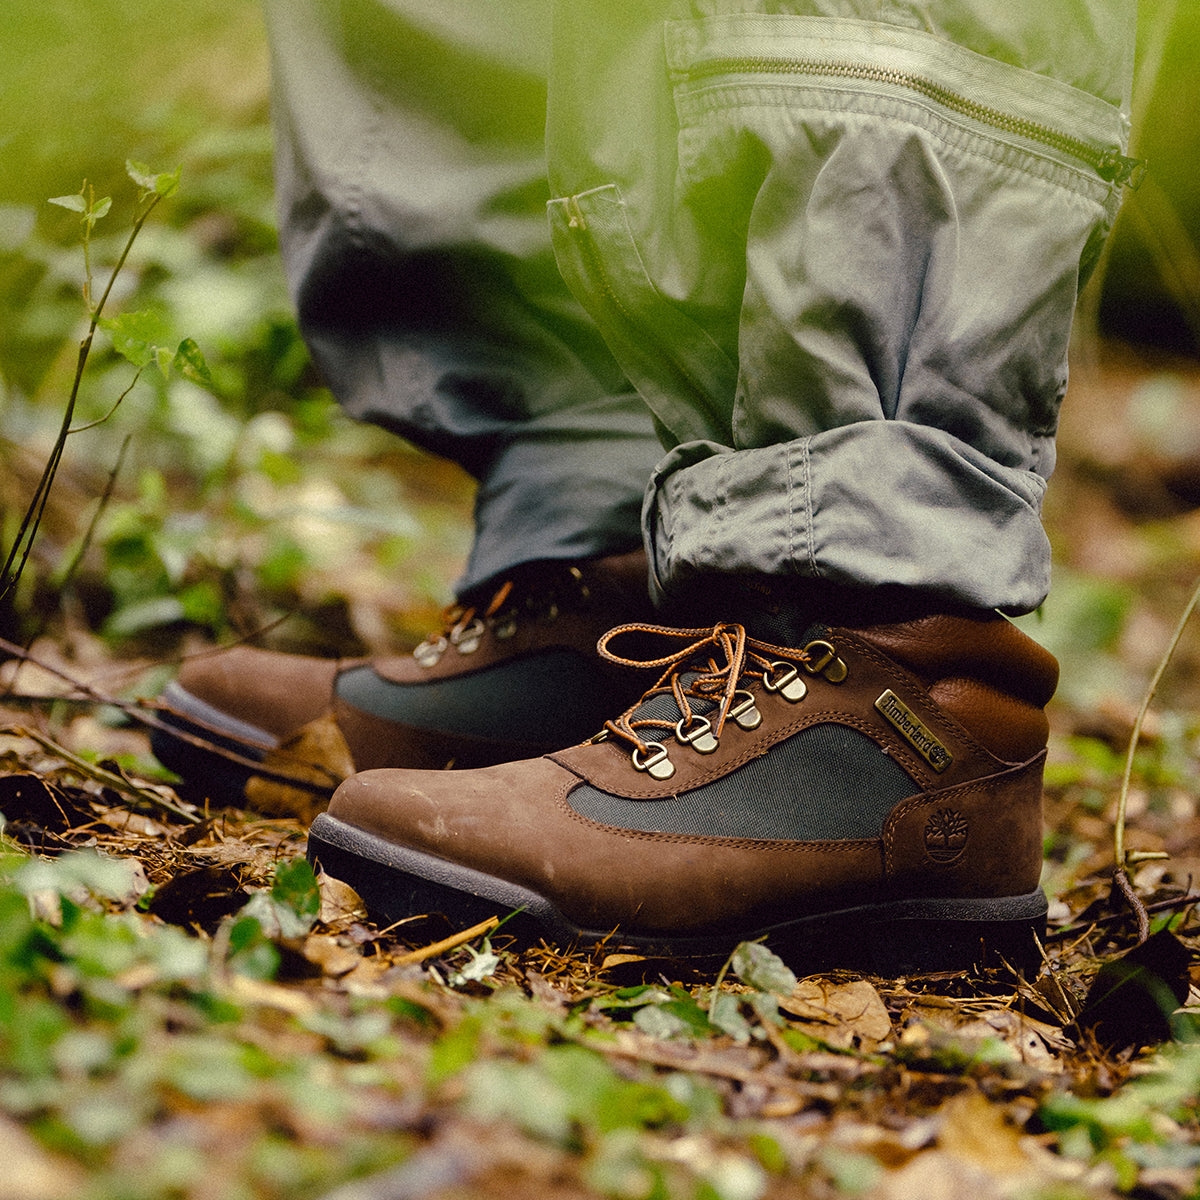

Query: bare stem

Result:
[1114,575,1200,870]
[0,194,162,601]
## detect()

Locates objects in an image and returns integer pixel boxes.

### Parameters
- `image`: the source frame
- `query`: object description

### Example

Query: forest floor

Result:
[3,342,1200,1200]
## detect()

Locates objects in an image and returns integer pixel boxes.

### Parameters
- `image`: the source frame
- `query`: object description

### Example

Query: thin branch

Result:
[0,723,200,825]
[4,437,131,698]
[1044,890,1200,942]
[0,635,340,798]
[69,371,144,434]
[0,194,162,601]
[1112,867,1151,945]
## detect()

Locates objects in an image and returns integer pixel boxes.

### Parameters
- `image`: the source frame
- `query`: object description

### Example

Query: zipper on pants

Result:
[685,56,1146,188]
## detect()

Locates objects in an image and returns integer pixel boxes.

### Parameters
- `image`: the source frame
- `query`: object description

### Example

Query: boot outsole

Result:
[150,681,276,802]
[307,811,1047,976]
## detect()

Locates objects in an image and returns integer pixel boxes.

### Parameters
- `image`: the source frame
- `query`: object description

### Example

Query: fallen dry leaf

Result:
[244,713,353,821]
[317,870,368,931]
[302,933,362,977]
[938,1091,1031,1175]
[954,1009,1071,1073]
[780,978,893,1048]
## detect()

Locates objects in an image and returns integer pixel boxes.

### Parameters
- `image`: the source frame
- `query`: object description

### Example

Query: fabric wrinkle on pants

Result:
[546,0,1135,615]
[263,0,662,595]
[265,0,1136,615]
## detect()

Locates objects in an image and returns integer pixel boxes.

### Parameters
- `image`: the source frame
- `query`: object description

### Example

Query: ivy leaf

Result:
[271,857,321,929]
[709,991,753,1043]
[633,1003,692,1040]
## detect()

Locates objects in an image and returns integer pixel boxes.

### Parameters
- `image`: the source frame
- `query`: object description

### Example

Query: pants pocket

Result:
[548,183,738,447]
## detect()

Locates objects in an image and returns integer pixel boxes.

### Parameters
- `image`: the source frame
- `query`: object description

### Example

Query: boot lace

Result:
[412,567,590,667]
[595,622,847,780]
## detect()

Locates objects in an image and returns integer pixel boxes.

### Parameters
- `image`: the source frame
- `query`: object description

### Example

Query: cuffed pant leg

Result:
[264,0,661,594]
[546,1,1135,614]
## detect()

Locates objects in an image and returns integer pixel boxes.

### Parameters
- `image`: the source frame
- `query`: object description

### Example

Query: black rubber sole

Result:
[307,812,1048,976]
[150,681,275,802]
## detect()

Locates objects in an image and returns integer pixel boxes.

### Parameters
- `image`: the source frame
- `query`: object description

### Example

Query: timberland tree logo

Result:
[874,690,953,772]
[924,808,969,865]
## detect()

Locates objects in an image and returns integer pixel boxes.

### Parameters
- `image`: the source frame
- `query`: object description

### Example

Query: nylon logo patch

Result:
[874,690,953,773]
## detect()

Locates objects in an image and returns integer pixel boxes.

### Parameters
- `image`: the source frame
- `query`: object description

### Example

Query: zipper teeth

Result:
[686,56,1123,178]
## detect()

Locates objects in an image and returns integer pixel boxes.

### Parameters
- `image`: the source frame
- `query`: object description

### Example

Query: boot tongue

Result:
[626,670,717,727]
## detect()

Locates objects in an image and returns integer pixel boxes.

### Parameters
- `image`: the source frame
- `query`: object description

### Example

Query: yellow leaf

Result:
[244,713,354,821]
[938,1091,1030,1175]
[779,978,893,1048]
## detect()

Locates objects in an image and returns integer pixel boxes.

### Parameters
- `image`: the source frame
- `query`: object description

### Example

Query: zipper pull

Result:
[1096,150,1147,190]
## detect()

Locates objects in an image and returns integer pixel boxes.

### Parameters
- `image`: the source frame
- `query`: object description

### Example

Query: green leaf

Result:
[633,1003,691,1040]
[99,309,172,370]
[271,858,321,927]
[154,165,182,197]
[125,161,157,191]
[426,1019,481,1085]
[730,942,797,997]
[15,850,138,905]
[103,595,187,640]
[126,160,181,198]
[816,1146,884,1196]
[48,194,87,214]
[709,991,752,1043]
[173,338,214,390]
[178,580,225,629]
[226,915,281,981]
[465,1059,573,1143]
[91,196,112,220]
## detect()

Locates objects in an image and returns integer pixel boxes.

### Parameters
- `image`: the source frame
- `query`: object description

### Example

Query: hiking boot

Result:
[151,551,653,802]
[307,610,1059,975]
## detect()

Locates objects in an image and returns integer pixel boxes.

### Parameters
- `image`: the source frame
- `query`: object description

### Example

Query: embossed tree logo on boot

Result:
[924,808,969,864]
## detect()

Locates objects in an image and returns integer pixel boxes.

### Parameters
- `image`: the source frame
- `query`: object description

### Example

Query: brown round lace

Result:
[412,568,590,663]
[595,622,822,756]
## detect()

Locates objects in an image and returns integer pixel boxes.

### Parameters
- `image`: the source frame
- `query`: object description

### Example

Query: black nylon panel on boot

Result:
[568,723,920,840]
[335,650,617,742]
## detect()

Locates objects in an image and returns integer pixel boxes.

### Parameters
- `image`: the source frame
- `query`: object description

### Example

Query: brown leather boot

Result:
[151,552,653,801]
[308,610,1059,974]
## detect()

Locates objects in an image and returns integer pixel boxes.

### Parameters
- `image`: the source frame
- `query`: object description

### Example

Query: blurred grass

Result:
[0,0,473,659]
[0,1,271,207]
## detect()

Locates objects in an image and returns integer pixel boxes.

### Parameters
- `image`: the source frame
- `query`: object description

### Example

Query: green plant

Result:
[1,163,200,606]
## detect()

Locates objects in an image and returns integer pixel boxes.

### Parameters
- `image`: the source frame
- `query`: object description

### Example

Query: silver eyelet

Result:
[493,613,518,639]
[802,639,848,683]
[632,742,675,780]
[450,618,485,654]
[569,566,591,602]
[729,690,763,730]
[413,636,448,668]
[675,715,719,754]
[763,662,808,703]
